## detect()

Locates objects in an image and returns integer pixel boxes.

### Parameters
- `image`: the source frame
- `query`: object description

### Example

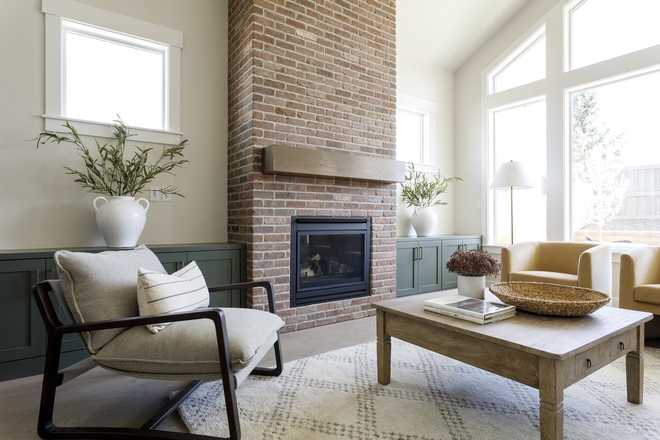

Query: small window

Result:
[42,0,183,144]
[63,20,168,130]
[396,94,435,165]
[488,25,546,94]
[566,0,660,70]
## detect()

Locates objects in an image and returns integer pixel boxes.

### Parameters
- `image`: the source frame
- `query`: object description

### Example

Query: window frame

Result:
[481,0,660,246]
[42,0,183,145]
[396,93,437,166]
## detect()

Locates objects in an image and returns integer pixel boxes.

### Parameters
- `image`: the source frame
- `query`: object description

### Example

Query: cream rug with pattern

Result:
[177,339,660,439]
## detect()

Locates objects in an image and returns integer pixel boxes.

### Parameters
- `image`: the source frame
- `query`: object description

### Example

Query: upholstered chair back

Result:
[54,245,167,354]
[537,242,599,275]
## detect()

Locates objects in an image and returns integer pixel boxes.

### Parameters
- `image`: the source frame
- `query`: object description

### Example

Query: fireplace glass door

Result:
[290,217,370,307]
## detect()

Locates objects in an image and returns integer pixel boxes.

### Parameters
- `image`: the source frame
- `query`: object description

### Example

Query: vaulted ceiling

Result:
[397,0,532,72]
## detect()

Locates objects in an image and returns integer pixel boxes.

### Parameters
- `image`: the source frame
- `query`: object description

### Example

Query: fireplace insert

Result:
[290,217,370,307]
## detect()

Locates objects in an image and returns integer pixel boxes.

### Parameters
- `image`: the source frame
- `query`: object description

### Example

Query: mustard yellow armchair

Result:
[500,241,612,295]
[619,246,660,316]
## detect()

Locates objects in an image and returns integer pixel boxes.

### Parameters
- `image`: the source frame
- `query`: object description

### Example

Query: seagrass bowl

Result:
[489,282,610,316]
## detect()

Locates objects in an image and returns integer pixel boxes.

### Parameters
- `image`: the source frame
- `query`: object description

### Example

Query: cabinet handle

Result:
[51,269,55,279]
[619,342,625,352]
[181,261,185,269]
[419,247,424,260]
[413,247,418,261]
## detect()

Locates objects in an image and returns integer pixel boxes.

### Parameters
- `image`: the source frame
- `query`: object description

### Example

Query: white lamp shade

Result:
[490,161,534,189]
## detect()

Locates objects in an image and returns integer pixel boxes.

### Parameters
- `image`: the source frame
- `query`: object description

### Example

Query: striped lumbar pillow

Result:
[137,261,210,333]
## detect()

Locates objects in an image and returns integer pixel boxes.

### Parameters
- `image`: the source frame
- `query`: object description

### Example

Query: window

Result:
[490,99,547,244]
[396,93,435,165]
[570,69,660,244]
[483,0,660,246]
[42,0,183,144]
[488,26,546,94]
[566,0,660,70]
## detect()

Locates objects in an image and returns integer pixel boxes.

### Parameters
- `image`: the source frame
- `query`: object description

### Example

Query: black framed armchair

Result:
[32,245,284,440]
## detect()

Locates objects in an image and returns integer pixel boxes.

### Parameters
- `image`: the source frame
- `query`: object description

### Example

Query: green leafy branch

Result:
[35,118,188,197]
[400,162,462,208]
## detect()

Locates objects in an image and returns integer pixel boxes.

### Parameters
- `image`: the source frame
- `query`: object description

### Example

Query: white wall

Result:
[396,55,456,237]
[0,0,228,250]
[454,0,561,237]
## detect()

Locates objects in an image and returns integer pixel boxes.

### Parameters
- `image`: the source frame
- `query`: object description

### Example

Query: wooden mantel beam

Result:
[262,145,406,183]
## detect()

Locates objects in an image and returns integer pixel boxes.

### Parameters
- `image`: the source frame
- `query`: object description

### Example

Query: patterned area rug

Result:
[176,339,660,439]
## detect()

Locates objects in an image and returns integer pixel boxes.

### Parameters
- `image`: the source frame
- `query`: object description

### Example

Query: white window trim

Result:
[397,92,437,168]
[481,0,660,246]
[42,0,183,144]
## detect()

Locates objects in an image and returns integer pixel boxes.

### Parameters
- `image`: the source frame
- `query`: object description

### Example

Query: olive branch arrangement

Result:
[34,118,188,197]
[399,162,462,208]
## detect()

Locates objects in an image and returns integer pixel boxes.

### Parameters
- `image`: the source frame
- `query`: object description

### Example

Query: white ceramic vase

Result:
[93,196,150,249]
[410,206,437,237]
[457,275,486,299]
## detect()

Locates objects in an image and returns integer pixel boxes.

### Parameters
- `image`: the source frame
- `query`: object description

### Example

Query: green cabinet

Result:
[395,239,443,297]
[396,235,481,297]
[0,243,246,382]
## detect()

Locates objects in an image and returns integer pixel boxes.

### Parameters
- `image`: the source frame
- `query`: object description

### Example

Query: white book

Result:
[423,295,515,320]
[424,305,515,325]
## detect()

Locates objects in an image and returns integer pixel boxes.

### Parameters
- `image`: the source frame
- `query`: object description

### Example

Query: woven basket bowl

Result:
[489,282,610,316]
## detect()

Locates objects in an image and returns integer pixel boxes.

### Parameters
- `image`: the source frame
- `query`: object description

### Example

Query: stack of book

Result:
[423,295,516,325]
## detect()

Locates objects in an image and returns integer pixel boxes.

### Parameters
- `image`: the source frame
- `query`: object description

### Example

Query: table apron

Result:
[384,312,540,388]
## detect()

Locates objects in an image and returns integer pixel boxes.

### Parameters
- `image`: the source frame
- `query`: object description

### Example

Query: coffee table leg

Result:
[377,309,391,385]
[626,324,645,404]
[539,358,564,440]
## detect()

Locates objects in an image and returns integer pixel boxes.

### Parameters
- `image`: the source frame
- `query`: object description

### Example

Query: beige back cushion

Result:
[538,242,596,275]
[55,245,166,354]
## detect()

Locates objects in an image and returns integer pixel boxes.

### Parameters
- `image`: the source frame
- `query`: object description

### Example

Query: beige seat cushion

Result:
[55,245,167,353]
[634,285,660,305]
[92,307,284,376]
[509,271,578,286]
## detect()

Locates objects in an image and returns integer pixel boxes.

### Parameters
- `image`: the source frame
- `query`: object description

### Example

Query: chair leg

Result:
[36,337,235,440]
[251,335,284,377]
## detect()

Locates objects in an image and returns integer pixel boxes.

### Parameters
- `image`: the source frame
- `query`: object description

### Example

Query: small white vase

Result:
[410,206,437,237]
[93,196,150,249]
[457,275,486,299]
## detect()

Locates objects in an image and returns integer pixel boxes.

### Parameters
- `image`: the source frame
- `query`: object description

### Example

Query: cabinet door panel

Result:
[441,239,463,290]
[395,241,418,297]
[188,250,243,308]
[418,241,442,293]
[0,259,45,363]
[154,252,187,274]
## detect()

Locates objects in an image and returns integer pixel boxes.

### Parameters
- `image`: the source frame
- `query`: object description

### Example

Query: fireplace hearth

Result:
[290,217,371,307]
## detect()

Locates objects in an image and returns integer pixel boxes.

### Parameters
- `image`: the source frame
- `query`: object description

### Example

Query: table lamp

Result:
[490,160,534,244]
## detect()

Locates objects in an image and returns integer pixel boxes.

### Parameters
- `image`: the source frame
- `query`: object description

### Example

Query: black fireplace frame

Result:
[290,216,371,307]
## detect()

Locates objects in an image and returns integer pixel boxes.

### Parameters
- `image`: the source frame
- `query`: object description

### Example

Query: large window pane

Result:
[64,21,167,130]
[571,70,660,245]
[568,0,660,70]
[491,99,547,244]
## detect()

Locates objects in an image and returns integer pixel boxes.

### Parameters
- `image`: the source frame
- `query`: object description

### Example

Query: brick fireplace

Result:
[227,0,398,332]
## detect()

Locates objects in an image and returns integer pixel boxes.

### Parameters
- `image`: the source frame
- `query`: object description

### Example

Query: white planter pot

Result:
[410,206,437,237]
[457,275,486,299]
[93,196,150,249]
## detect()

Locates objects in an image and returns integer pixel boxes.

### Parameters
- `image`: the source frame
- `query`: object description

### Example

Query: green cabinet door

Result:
[417,240,442,293]
[0,259,45,363]
[189,250,244,308]
[395,241,418,297]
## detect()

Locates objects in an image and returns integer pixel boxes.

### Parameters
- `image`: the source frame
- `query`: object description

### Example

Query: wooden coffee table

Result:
[372,290,653,440]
